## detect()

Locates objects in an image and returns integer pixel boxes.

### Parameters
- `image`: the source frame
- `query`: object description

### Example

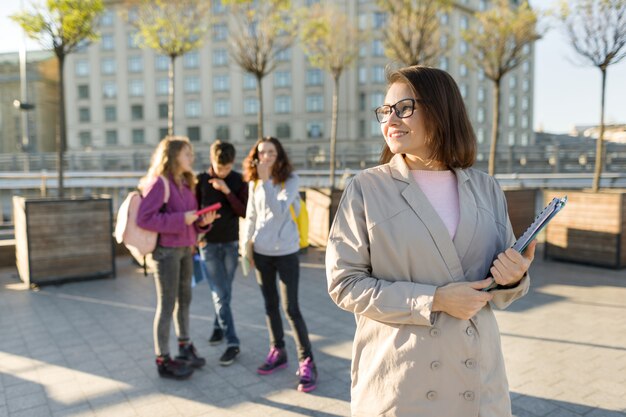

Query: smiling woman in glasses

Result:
[326,66,537,417]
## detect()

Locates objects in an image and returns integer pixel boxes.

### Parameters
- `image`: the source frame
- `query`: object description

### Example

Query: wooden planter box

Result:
[305,188,344,247]
[13,196,116,286]
[544,190,625,269]
[503,188,538,239]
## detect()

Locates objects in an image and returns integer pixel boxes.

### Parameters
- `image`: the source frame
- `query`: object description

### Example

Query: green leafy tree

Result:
[11,0,104,197]
[224,0,297,140]
[300,3,364,189]
[127,0,211,136]
[462,0,543,176]
[558,0,626,191]
[377,0,452,66]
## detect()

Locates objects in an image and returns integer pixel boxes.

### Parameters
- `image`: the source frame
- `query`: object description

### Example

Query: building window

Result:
[477,107,485,123]
[459,83,467,99]
[460,15,469,30]
[185,100,201,118]
[213,49,228,66]
[187,126,201,142]
[131,104,143,120]
[101,10,114,26]
[370,92,385,109]
[105,130,118,145]
[520,132,529,146]
[372,66,385,83]
[307,121,323,139]
[276,123,291,139]
[129,79,144,97]
[245,124,258,140]
[214,99,230,116]
[521,114,529,128]
[127,31,139,49]
[155,55,169,71]
[158,103,168,119]
[358,13,368,30]
[243,74,256,90]
[459,63,468,77]
[509,95,517,108]
[440,35,448,49]
[359,44,367,57]
[102,81,116,98]
[274,71,291,88]
[372,39,384,56]
[478,69,485,81]
[79,131,91,147]
[101,58,116,75]
[459,40,468,54]
[213,23,228,41]
[184,75,200,93]
[439,56,448,71]
[358,67,367,84]
[213,74,229,91]
[522,96,529,110]
[101,33,114,50]
[216,125,230,140]
[275,95,291,113]
[275,47,291,61]
[78,85,89,99]
[523,61,530,73]
[306,95,323,112]
[522,79,530,92]
[477,87,485,102]
[509,75,517,89]
[373,12,386,29]
[477,128,485,143]
[244,98,259,115]
[79,108,90,123]
[440,12,449,25]
[359,92,366,111]
[359,119,366,138]
[184,51,200,68]
[104,106,116,122]
[128,55,143,73]
[213,0,225,14]
[159,127,168,140]
[508,131,516,145]
[156,78,169,96]
[508,113,516,127]
[75,60,89,76]
[479,0,487,11]
[132,129,145,144]
[370,119,380,137]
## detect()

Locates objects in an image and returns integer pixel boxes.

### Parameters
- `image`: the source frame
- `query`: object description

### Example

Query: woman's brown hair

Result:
[243,136,294,183]
[379,65,476,168]
[140,135,197,190]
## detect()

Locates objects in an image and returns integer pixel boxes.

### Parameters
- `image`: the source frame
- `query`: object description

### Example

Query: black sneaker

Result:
[208,328,224,345]
[219,346,240,366]
[176,342,206,368]
[156,356,194,380]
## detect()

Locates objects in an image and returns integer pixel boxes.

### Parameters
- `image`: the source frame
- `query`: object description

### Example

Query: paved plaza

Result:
[0,245,625,417]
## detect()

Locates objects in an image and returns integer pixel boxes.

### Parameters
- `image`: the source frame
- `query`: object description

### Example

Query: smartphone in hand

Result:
[195,202,222,216]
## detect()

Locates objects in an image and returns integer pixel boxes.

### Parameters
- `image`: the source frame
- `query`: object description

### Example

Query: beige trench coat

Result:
[326,154,530,417]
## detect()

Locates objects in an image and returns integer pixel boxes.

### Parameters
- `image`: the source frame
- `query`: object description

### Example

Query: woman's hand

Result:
[256,160,271,182]
[432,278,494,320]
[184,211,199,225]
[197,210,220,227]
[245,240,255,268]
[490,240,537,288]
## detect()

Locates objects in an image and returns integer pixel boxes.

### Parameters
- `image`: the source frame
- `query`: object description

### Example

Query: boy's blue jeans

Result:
[202,241,240,347]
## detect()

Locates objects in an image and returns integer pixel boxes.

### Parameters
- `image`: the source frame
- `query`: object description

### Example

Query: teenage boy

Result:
[196,140,248,365]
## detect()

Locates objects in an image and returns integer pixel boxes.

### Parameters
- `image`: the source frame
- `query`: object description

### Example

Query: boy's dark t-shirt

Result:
[196,168,248,243]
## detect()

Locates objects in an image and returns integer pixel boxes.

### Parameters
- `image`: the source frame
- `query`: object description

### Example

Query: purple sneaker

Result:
[296,357,318,393]
[257,346,288,375]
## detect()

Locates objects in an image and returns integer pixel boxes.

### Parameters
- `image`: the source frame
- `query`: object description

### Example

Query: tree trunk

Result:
[57,54,66,198]
[168,55,176,136]
[592,67,606,192]
[256,74,264,140]
[488,80,501,177]
[329,74,340,190]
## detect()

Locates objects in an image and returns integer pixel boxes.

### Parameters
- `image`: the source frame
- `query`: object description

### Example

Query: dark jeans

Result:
[152,245,193,356]
[202,241,240,347]
[253,251,313,361]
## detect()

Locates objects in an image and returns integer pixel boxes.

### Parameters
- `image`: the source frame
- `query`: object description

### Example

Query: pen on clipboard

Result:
[483,196,568,291]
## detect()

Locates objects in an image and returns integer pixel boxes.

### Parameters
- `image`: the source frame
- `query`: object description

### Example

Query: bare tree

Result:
[300,3,365,189]
[11,0,103,198]
[377,0,452,66]
[462,0,543,176]
[558,0,626,191]
[127,0,211,136]
[224,0,297,140]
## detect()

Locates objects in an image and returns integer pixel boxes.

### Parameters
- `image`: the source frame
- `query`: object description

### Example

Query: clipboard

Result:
[483,195,567,291]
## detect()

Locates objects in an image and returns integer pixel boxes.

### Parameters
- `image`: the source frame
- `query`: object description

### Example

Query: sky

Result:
[0,0,624,134]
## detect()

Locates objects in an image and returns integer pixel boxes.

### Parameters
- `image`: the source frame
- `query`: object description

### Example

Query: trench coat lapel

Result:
[389,154,464,281]
[452,168,478,264]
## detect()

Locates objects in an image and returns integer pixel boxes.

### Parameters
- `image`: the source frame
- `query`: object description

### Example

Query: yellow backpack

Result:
[254,180,309,249]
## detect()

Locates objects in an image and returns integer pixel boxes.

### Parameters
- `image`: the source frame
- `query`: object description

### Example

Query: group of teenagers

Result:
[136,65,537,416]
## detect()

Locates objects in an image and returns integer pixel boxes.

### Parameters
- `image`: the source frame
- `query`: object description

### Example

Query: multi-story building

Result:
[0,51,58,154]
[64,0,535,159]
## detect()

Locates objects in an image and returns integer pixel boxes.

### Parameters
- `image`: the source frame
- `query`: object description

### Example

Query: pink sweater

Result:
[411,170,460,239]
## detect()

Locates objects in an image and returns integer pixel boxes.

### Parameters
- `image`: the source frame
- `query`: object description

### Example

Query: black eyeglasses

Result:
[374,98,422,124]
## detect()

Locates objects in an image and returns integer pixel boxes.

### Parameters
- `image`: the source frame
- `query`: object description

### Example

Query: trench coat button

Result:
[465,359,476,369]
[463,391,475,401]
[430,361,441,370]
[466,326,475,336]
[430,327,441,337]
[426,391,438,401]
